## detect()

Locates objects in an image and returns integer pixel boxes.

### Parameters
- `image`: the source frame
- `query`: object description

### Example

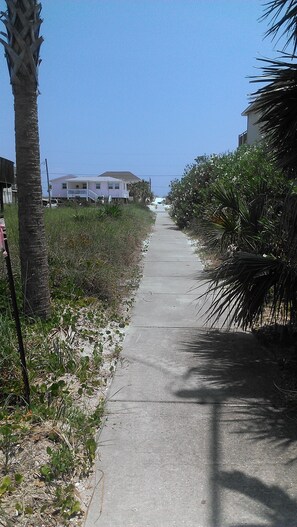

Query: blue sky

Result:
[0,0,283,196]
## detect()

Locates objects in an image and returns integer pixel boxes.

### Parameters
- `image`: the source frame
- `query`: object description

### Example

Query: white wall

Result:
[246,111,262,145]
[51,177,129,199]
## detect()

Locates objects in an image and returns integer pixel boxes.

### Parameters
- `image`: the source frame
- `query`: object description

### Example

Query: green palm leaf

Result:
[251,57,297,173]
[262,0,297,54]
[203,252,297,329]
[211,183,240,212]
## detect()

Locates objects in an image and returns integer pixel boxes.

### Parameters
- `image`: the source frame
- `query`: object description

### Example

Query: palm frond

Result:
[210,209,239,250]
[262,0,297,54]
[279,192,297,258]
[211,183,240,212]
[239,194,266,232]
[203,252,297,329]
[209,181,270,253]
[251,57,297,173]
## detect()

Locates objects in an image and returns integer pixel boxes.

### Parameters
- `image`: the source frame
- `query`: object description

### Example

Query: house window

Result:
[114,183,120,190]
[82,183,87,189]
[96,183,101,189]
[62,183,67,189]
[108,183,114,190]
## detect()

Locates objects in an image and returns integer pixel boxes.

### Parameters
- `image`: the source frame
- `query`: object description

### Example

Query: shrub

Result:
[169,143,289,255]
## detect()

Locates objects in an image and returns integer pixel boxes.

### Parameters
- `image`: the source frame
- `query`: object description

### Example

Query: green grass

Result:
[46,203,153,301]
[1,203,153,302]
[0,202,153,397]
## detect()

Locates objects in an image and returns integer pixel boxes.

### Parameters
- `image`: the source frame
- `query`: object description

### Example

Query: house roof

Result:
[98,171,140,182]
[241,102,259,116]
[50,174,76,182]
[51,172,140,184]
[65,176,122,183]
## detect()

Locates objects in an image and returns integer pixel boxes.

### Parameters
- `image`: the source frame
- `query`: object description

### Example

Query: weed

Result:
[61,401,104,472]
[93,342,103,368]
[0,473,23,496]
[0,475,14,496]
[0,410,28,474]
[40,444,75,482]
[104,203,122,217]
[54,484,81,520]
[0,316,22,402]
[14,502,33,516]
[0,424,18,474]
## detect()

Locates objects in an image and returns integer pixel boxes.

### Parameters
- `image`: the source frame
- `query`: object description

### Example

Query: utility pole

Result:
[45,158,51,208]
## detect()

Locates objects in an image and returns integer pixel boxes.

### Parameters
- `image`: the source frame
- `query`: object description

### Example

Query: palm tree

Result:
[0,0,50,318]
[202,1,297,331]
[209,180,270,253]
[128,180,153,204]
[203,193,297,329]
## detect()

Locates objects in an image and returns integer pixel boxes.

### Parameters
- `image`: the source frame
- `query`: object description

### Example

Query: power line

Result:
[41,171,182,178]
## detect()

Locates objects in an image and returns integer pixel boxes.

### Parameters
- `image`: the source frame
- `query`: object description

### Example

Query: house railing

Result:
[238,131,247,147]
[67,189,101,201]
[67,189,129,201]
[67,189,88,198]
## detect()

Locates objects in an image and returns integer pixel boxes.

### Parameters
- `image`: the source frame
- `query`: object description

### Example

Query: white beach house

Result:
[50,172,140,202]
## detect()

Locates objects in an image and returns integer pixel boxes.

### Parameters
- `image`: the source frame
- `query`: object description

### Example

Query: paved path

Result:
[85,209,297,527]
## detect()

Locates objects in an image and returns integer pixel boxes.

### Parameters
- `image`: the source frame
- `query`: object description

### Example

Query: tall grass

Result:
[0,203,153,401]
[1,203,153,304]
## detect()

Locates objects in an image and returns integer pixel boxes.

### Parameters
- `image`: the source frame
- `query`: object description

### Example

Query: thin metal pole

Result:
[45,158,51,209]
[0,185,3,215]
[0,217,30,406]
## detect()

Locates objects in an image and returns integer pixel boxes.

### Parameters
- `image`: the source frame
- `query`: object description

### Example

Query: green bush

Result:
[169,143,289,254]
[169,143,297,330]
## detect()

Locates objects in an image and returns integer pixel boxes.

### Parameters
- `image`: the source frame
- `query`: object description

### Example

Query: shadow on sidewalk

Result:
[177,329,297,448]
[174,329,297,526]
[165,225,179,231]
[220,470,297,526]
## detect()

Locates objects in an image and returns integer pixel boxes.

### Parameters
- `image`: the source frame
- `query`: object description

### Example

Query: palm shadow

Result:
[175,329,297,449]
[219,470,297,526]
[173,329,297,526]
[165,225,179,230]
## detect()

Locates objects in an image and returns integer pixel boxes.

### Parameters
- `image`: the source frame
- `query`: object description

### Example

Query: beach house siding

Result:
[239,103,262,146]
[50,175,75,199]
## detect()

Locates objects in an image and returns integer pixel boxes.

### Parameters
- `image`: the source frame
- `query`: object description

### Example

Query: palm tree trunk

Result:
[0,0,51,318]
[14,82,50,317]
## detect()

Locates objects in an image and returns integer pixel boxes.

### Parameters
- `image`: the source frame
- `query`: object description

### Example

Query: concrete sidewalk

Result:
[85,209,297,527]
